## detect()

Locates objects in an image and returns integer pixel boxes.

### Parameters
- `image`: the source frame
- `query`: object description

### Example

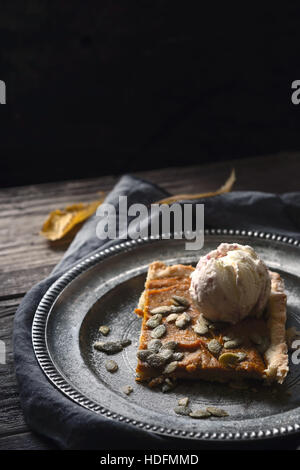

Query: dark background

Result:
[1,1,300,188]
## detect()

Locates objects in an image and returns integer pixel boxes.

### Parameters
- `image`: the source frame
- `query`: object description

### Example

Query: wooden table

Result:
[1,152,300,450]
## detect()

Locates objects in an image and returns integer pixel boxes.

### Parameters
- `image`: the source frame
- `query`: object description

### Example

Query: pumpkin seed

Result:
[137,349,152,361]
[206,406,228,417]
[162,384,171,393]
[200,314,227,331]
[94,341,123,354]
[219,352,240,367]
[147,339,162,352]
[178,397,189,406]
[146,313,162,329]
[99,325,110,336]
[236,352,247,362]
[162,378,176,393]
[149,306,173,315]
[166,313,179,323]
[147,353,167,368]
[207,339,222,355]
[193,314,211,333]
[223,338,243,349]
[149,304,185,316]
[165,377,176,388]
[151,324,166,339]
[172,295,190,307]
[161,341,177,351]
[122,385,133,395]
[163,361,178,374]
[199,314,210,325]
[171,305,186,313]
[172,352,184,361]
[105,359,118,372]
[192,322,209,335]
[160,348,174,361]
[174,405,192,416]
[223,335,234,342]
[189,409,211,419]
[175,312,191,329]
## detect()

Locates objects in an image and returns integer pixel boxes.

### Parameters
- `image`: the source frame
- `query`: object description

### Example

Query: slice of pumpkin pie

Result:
[134,244,288,386]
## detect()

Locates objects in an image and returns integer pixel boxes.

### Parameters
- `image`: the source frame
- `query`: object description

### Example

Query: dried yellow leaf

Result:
[40,170,235,241]
[41,197,105,241]
[157,169,236,204]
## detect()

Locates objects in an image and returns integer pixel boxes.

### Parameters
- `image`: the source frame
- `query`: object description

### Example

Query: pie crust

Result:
[264,271,289,383]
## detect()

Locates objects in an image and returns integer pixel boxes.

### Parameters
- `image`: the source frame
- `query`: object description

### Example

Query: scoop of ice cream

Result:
[189,243,271,324]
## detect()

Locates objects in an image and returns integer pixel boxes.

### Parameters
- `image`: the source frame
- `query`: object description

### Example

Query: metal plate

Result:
[32,229,300,442]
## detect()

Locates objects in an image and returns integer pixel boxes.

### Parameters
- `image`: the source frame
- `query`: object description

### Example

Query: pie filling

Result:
[134,261,288,386]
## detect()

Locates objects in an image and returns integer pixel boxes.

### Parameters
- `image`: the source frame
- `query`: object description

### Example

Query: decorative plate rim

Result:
[32,228,300,442]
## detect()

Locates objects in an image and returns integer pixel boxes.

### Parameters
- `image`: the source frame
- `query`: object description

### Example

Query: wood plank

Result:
[137,152,300,194]
[0,266,56,299]
[0,431,54,450]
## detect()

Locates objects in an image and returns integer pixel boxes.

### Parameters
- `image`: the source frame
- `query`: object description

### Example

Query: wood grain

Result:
[0,153,299,449]
[0,432,55,450]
